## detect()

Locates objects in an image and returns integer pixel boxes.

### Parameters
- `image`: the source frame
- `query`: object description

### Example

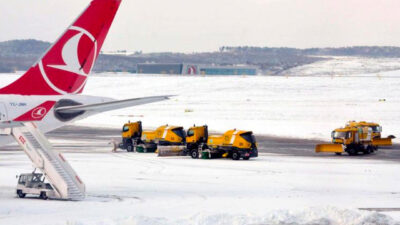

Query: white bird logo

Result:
[31,107,47,119]
[38,26,97,95]
[47,26,97,77]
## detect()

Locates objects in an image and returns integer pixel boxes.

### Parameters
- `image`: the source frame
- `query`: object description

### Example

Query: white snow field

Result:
[1,71,399,142]
[1,149,400,225]
[84,71,398,143]
[284,57,400,77]
[0,71,400,224]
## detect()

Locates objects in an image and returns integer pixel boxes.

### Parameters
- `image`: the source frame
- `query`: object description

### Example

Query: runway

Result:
[2,125,399,162]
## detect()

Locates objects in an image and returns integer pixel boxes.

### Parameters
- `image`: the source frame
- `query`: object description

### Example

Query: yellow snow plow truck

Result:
[119,121,143,152]
[316,121,395,155]
[142,125,186,154]
[345,121,395,146]
[119,122,186,153]
[186,126,258,160]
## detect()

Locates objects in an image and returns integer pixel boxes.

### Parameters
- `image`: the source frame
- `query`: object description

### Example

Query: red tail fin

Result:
[0,0,121,95]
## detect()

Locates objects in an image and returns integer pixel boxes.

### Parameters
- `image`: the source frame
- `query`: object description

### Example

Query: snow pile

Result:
[99,207,398,225]
[284,57,400,76]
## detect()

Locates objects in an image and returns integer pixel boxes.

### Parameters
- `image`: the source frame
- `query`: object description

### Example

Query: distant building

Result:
[197,65,257,75]
[137,63,183,74]
[137,63,258,75]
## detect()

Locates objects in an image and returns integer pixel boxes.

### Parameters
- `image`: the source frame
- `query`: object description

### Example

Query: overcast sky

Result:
[1,0,400,52]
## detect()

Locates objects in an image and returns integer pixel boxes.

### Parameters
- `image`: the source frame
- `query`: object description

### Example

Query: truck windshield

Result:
[240,132,255,143]
[333,131,347,139]
[172,128,186,139]
[18,175,29,184]
[122,126,129,132]
[371,126,381,133]
[187,129,194,137]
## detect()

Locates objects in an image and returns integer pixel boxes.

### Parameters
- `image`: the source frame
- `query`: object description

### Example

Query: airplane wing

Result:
[55,96,172,114]
[0,121,25,129]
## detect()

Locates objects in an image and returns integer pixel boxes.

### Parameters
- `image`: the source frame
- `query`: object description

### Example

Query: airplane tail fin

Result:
[0,0,122,95]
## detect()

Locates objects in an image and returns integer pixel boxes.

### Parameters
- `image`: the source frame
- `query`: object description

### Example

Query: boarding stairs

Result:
[11,122,85,200]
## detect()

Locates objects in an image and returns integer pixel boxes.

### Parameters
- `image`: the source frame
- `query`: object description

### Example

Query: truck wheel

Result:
[126,142,134,152]
[17,190,25,198]
[191,150,199,159]
[232,152,240,160]
[335,152,342,155]
[40,192,48,200]
[346,147,357,156]
[364,146,373,154]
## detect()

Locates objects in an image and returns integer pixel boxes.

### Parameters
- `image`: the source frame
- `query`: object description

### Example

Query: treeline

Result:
[1,39,400,74]
[221,46,400,58]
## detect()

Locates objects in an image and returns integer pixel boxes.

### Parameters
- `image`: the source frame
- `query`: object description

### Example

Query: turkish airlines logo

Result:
[39,26,97,94]
[187,66,197,75]
[31,107,47,119]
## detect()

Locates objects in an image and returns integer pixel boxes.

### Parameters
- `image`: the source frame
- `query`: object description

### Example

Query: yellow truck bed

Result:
[142,131,156,143]
[207,135,224,147]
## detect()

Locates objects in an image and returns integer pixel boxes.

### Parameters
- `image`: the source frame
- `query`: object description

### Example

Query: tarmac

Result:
[2,125,399,162]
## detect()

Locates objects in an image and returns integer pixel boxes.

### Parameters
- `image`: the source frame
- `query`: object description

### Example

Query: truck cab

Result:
[16,173,55,200]
[186,125,208,151]
[332,128,355,145]
[120,121,142,152]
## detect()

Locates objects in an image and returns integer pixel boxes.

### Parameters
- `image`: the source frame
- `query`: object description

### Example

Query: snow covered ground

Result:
[0,70,400,224]
[84,71,399,142]
[1,148,400,225]
[1,70,399,143]
[284,57,400,76]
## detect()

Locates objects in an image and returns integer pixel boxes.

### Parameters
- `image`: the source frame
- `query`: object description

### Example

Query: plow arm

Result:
[372,136,395,146]
[157,145,186,157]
[315,144,344,153]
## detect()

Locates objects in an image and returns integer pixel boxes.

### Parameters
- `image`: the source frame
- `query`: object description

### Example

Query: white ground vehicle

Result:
[16,173,56,200]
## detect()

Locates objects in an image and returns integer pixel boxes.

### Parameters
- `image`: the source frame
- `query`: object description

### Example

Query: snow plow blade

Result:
[157,145,186,157]
[315,144,344,153]
[372,137,394,146]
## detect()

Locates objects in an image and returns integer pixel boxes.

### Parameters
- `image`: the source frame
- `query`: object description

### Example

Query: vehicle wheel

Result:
[17,190,26,198]
[243,156,250,160]
[335,152,342,156]
[191,150,199,159]
[346,147,357,156]
[232,152,240,160]
[126,142,134,152]
[40,192,48,200]
[364,146,373,154]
